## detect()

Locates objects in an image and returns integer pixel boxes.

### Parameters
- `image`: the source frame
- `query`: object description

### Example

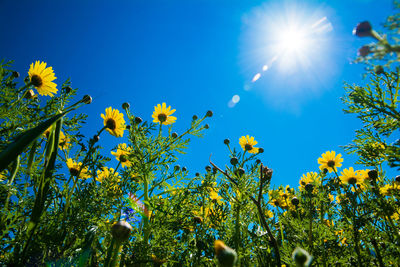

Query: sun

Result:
[277,27,310,53]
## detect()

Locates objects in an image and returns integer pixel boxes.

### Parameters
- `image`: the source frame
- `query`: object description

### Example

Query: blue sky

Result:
[0,0,396,188]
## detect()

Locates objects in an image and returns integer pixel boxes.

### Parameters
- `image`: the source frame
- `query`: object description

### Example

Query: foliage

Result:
[0,4,400,267]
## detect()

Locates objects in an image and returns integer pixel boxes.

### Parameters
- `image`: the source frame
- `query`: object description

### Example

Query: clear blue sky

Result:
[0,0,396,188]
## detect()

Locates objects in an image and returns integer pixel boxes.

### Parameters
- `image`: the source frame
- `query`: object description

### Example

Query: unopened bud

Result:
[93,135,100,143]
[291,197,300,206]
[204,124,210,129]
[358,45,371,57]
[230,157,238,165]
[205,166,212,172]
[171,132,178,138]
[214,240,237,267]
[134,117,143,124]
[195,172,200,177]
[64,86,72,94]
[174,165,180,171]
[206,110,213,117]
[353,21,372,38]
[182,166,187,172]
[368,170,378,181]
[192,115,198,120]
[122,102,130,110]
[305,183,314,193]
[12,71,20,78]
[224,139,230,145]
[82,95,92,104]
[111,221,133,243]
[258,147,264,153]
[292,247,312,267]
[374,65,384,75]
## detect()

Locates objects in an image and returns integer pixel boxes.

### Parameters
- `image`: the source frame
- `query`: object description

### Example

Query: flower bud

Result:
[192,115,198,120]
[122,102,130,110]
[230,157,238,165]
[353,21,372,38]
[223,139,230,145]
[111,221,132,243]
[82,95,92,104]
[195,172,200,177]
[134,117,143,124]
[174,165,180,171]
[204,124,210,129]
[291,197,300,206]
[93,135,100,143]
[24,89,36,99]
[12,71,20,78]
[258,147,264,153]
[358,45,371,57]
[236,168,245,177]
[292,247,312,267]
[182,166,187,172]
[171,132,178,138]
[206,110,213,117]
[205,166,212,172]
[305,183,314,193]
[193,216,203,224]
[212,167,218,174]
[214,240,237,267]
[368,170,378,181]
[64,86,72,94]
[374,65,384,75]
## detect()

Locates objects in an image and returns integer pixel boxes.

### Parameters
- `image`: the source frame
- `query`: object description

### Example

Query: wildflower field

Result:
[1,3,400,267]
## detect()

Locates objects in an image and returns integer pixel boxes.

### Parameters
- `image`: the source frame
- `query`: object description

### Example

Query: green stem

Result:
[143,173,150,244]
[308,192,313,253]
[234,203,240,252]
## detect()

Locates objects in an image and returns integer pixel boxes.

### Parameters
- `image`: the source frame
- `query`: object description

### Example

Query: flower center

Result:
[69,167,79,177]
[244,144,253,151]
[106,118,117,130]
[348,177,357,185]
[158,113,167,123]
[327,160,335,167]
[31,74,43,87]
[119,154,128,163]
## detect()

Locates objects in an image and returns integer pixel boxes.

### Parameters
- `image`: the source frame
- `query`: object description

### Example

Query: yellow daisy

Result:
[111,143,132,168]
[239,135,259,154]
[339,167,364,186]
[151,102,177,125]
[318,151,343,173]
[299,172,320,189]
[59,131,71,150]
[265,210,274,218]
[66,158,91,179]
[101,107,126,137]
[28,61,57,96]
[96,167,119,183]
[210,188,223,205]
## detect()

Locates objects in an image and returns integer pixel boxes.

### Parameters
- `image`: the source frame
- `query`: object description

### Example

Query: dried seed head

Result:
[230,157,238,165]
[122,102,130,110]
[82,95,92,104]
[171,132,178,138]
[134,117,143,124]
[206,110,213,117]
[111,221,133,243]
[224,139,230,145]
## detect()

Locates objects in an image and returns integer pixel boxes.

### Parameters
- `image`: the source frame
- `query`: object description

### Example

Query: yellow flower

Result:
[152,102,177,125]
[210,188,223,205]
[28,61,57,96]
[111,143,132,168]
[299,172,320,189]
[380,184,400,196]
[339,167,364,186]
[328,194,334,202]
[66,158,90,179]
[101,107,126,137]
[265,210,274,218]
[96,167,119,183]
[239,135,259,154]
[318,151,343,173]
[59,131,71,150]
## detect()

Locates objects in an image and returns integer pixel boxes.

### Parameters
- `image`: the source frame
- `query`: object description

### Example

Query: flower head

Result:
[152,103,177,125]
[318,151,343,173]
[339,167,364,186]
[66,158,90,179]
[101,107,126,137]
[210,188,223,205]
[111,143,132,168]
[28,61,57,96]
[353,21,372,37]
[239,135,259,154]
[96,167,119,183]
[299,172,320,190]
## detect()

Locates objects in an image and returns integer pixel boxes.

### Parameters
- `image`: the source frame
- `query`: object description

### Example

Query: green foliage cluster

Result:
[0,5,400,267]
